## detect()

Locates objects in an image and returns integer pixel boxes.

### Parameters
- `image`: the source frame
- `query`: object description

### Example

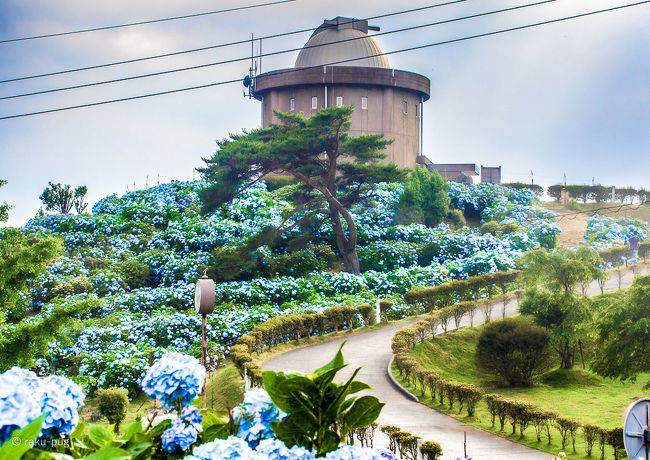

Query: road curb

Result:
[386,356,419,403]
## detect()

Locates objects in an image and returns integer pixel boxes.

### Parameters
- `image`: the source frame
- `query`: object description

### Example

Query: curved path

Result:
[263,267,647,460]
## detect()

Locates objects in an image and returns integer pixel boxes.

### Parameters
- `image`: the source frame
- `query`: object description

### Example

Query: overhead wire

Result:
[0,0,296,44]
[0,0,558,101]
[1,0,648,121]
[0,0,469,84]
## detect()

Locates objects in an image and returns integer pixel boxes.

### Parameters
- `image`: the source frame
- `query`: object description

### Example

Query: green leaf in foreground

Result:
[263,343,383,456]
[0,415,45,460]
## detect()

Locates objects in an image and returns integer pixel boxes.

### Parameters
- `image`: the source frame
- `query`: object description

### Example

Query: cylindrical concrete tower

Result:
[252,16,430,169]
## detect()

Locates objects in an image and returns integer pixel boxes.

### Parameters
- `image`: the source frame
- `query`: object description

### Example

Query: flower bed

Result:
[585,214,648,249]
[7,180,559,395]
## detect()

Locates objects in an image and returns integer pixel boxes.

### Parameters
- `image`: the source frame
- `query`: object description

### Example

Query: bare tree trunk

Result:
[330,208,361,275]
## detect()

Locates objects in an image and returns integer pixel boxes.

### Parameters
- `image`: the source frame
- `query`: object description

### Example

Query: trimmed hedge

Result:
[380,425,442,460]
[404,271,519,315]
[230,304,381,386]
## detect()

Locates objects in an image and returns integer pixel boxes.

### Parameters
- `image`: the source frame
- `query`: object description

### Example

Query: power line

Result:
[0,0,468,84]
[1,0,647,121]
[0,0,296,44]
[0,0,558,101]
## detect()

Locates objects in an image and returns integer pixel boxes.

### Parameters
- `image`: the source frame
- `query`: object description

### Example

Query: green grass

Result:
[393,325,649,459]
[205,362,245,415]
[81,393,157,434]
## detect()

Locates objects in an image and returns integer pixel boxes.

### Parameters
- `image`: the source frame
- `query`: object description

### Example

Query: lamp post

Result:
[194,272,215,408]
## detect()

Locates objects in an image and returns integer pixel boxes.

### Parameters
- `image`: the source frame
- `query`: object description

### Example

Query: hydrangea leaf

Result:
[341,396,384,435]
[88,425,115,448]
[203,418,231,443]
[120,420,143,442]
[84,446,131,460]
[313,342,345,376]
[0,414,45,460]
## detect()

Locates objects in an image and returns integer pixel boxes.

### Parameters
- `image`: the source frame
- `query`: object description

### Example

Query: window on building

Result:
[361,96,368,110]
[336,96,343,107]
[311,96,318,109]
[290,98,295,111]
[403,101,408,114]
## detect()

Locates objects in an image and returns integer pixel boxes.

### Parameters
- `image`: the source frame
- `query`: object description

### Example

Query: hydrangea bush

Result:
[585,214,648,249]
[11,180,560,394]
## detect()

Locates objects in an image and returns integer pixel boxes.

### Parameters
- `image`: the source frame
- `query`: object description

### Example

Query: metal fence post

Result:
[375,299,381,324]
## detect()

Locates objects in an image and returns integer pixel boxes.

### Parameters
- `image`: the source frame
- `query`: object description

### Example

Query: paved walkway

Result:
[263,267,648,460]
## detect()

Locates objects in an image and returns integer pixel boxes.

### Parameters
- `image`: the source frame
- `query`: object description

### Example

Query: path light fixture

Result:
[195,270,215,407]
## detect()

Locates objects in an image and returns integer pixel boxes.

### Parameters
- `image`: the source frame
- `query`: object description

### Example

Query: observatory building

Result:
[251,16,431,169]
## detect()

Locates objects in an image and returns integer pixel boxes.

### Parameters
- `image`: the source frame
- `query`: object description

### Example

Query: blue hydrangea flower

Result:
[254,438,315,460]
[0,372,42,442]
[140,352,205,410]
[0,368,84,441]
[185,436,255,459]
[162,418,199,453]
[233,388,286,448]
[43,375,85,409]
[39,381,80,438]
[181,405,203,429]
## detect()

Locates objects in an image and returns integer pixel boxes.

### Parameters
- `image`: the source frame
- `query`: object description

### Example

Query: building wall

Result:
[261,85,422,169]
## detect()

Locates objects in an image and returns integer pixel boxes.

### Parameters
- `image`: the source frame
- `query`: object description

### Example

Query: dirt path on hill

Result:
[263,267,648,460]
[555,210,589,248]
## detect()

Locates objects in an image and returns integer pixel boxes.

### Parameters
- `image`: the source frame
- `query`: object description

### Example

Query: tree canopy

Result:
[517,247,601,369]
[198,106,407,274]
[517,247,606,294]
[39,182,88,215]
[0,229,99,370]
[0,229,62,326]
[519,289,591,369]
[0,179,11,222]
[396,166,449,228]
[591,275,650,386]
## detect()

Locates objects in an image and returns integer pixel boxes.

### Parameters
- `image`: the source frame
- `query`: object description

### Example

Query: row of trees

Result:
[548,184,648,203]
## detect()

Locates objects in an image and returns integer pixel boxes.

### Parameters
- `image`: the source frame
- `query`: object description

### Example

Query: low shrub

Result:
[116,259,150,289]
[420,441,443,460]
[96,387,129,434]
[445,209,466,229]
[475,317,552,387]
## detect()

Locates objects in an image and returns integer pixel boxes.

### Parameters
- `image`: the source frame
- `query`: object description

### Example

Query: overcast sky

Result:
[1,0,648,226]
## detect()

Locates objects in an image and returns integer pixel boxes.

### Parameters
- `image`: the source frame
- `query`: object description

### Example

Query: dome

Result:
[294,17,389,69]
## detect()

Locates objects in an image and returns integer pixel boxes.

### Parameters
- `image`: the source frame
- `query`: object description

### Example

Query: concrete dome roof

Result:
[294,17,389,69]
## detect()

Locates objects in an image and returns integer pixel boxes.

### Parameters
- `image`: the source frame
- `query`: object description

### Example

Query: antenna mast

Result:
[242,33,257,99]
